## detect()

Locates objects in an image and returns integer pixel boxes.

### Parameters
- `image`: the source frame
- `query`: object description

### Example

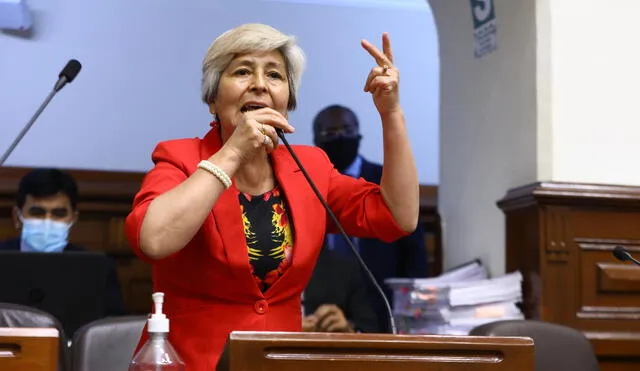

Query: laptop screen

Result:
[0,251,113,337]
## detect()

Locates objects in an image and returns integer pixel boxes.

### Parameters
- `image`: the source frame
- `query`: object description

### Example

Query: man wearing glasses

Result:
[311,105,429,333]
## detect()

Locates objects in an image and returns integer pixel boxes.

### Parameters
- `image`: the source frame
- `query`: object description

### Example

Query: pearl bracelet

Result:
[197,160,232,189]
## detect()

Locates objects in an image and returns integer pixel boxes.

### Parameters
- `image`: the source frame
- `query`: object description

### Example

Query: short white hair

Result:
[201,23,306,111]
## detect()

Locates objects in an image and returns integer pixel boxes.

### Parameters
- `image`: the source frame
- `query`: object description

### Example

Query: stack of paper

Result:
[385,260,524,335]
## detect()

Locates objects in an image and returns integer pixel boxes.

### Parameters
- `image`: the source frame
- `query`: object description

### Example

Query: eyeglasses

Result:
[316,127,361,142]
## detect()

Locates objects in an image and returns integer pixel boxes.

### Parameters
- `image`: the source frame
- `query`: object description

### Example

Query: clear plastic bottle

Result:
[128,292,185,371]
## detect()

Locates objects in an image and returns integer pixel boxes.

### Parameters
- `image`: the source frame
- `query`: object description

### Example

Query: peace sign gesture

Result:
[361,32,400,117]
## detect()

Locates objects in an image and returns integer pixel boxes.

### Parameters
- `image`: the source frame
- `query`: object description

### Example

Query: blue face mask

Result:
[20,218,71,253]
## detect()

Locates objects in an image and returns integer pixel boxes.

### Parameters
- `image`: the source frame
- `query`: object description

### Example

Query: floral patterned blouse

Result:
[238,185,294,292]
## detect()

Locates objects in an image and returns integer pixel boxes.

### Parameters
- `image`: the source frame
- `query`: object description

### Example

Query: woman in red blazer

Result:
[126,23,419,371]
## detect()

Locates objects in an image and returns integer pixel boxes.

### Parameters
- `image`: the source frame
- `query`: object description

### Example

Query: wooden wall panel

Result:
[420,185,441,277]
[0,166,441,315]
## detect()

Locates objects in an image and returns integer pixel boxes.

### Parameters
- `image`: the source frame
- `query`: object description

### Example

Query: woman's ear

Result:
[208,102,216,115]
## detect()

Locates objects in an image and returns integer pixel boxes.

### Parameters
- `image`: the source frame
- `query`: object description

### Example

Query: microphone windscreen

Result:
[613,246,628,262]
[59,59,82,83]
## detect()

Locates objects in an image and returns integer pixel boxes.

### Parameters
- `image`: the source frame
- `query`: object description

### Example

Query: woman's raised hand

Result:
[361,33,401,118]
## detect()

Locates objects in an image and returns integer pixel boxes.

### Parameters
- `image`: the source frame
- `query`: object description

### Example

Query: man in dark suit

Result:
[0,168,126,316]
[313,104,429,332]
[302,247,379,333]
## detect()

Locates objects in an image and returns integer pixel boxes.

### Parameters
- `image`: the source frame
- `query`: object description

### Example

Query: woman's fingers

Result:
[246,108,295,133]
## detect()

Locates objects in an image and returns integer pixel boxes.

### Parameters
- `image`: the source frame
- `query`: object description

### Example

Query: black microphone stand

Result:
[0,90,59,167]
[276,129,398,334]
[0,60,81,167]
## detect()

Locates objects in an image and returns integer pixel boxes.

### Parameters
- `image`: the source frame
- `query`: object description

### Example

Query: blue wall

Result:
[0,0,439,184]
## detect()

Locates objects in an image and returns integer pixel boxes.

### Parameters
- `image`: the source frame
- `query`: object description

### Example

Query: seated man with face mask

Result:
[313,105,429,333]
[0,168,126,316]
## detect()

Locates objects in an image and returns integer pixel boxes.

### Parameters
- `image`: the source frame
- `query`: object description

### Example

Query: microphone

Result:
[275,128,398,334]
[613,246,640,266]
[0,59,82,167]
[54,59,82,92]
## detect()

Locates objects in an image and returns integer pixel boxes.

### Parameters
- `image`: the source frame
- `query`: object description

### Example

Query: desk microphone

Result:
[275,128,398,334]
[612,246,640,266]
[0,59,82,167]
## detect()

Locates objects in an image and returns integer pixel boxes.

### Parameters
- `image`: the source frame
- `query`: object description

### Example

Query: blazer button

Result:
[254,300,268,315]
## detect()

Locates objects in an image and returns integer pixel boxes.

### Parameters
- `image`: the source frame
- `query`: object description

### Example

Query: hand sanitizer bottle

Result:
[128,292,185,371]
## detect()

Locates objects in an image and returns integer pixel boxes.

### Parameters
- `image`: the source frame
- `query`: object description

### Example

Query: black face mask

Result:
[319,137,360,173]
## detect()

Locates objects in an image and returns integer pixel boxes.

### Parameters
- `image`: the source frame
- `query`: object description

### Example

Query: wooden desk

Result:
[0,327,59,371]
[217,331,535,371]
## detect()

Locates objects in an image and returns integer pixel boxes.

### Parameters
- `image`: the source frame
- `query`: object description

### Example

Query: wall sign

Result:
[470,0,497,58]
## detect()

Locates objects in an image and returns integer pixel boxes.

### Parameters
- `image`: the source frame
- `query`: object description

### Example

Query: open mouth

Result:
[240,103,267,113]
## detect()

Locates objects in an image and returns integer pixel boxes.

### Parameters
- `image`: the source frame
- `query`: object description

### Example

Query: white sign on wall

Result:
[470,0,497,58]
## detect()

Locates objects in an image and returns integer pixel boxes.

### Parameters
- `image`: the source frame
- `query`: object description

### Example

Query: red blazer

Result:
[125,126,407,371]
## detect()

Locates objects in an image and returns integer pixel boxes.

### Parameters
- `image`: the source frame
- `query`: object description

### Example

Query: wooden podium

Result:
[0,327,59,371]
[217,331,534,371]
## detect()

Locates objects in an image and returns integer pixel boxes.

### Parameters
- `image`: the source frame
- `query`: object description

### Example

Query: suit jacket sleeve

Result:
[125,141,192,263]
[318,149,408,243]
[346,266,381,333]
[359,159,429,278]
[397,216,429,277]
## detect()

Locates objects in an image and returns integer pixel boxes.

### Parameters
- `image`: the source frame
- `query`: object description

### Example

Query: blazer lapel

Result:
[202,127,261,297]
[201,127,322,300]
[264,147,321,300]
